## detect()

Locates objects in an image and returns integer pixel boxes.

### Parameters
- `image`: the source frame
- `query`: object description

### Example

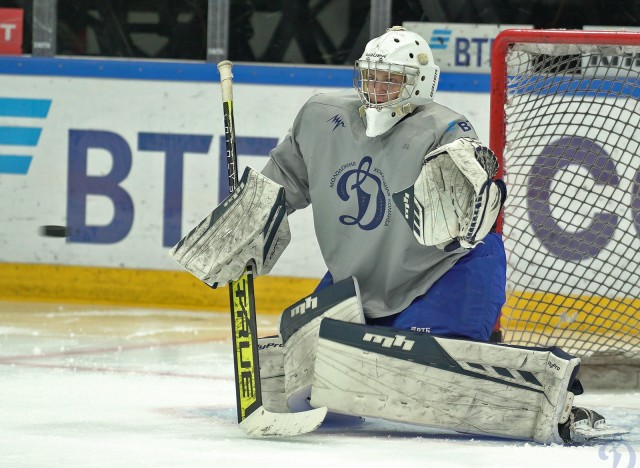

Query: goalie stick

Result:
[217,60,327,437]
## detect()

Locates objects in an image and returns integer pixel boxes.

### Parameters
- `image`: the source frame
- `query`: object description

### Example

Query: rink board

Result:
[502,291,640,354]
[2,55,637,333]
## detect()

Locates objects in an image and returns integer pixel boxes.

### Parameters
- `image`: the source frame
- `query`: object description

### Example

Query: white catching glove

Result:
[393,137,506,250]
[170,166,291,287]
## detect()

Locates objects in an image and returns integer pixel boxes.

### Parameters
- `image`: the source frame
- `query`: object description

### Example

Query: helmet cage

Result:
[354,60,420,109]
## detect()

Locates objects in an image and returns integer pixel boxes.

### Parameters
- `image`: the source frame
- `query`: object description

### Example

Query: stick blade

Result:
[239,406,328,437]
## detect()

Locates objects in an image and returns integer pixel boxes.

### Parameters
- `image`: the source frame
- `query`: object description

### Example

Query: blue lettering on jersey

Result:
[445,119,473,133]
[457,121,473,132]
[336,156,387,231]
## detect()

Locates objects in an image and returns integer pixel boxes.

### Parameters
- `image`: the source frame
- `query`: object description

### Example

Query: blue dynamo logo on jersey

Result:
[0,97,52,175]
[429,29,452,50]
[336,156,386,231]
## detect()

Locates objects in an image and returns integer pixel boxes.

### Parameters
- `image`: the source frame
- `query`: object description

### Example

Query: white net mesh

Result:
[499,36,640,363]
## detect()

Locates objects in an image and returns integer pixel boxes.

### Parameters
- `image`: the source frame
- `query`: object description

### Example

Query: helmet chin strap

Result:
[360,103,416,137]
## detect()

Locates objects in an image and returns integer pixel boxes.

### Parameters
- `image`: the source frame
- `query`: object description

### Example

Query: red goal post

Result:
[489,29,640,385]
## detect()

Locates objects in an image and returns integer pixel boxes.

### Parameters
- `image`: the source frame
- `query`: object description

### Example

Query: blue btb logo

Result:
[67,130,212,246]
[66,130,276,247]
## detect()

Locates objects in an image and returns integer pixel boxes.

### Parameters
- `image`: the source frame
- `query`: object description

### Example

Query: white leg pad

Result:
[278,277,365,412]
[310,320,581,444]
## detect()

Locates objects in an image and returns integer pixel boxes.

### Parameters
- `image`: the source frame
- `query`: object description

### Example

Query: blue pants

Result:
[315,233,506,342]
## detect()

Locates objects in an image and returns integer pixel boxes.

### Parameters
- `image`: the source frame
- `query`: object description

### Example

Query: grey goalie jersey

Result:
[262,89,478,319]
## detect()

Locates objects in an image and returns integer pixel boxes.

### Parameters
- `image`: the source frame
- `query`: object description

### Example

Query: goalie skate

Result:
[559,408,629,443]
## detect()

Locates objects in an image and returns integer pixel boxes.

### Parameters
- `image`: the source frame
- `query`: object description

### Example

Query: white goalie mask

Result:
[354,26,440,137]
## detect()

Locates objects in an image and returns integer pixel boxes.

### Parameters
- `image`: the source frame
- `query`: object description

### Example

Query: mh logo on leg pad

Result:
[290,296,318,318]
[362,332,415,351]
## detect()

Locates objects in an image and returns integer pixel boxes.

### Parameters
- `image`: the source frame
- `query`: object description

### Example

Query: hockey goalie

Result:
[171,26,627,443]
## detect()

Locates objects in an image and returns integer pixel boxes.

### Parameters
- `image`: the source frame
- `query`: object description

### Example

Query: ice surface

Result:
[0,302,638,468]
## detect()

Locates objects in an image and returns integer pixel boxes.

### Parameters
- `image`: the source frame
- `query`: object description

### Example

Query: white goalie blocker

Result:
[393,137,507,251]
[170,167,290,287]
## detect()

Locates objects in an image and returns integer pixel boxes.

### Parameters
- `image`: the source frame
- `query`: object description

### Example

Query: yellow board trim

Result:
[502,290,640,337]
[0,263,318,314]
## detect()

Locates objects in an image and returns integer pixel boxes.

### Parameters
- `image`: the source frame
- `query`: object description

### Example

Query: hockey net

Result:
[490,30,640,382]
